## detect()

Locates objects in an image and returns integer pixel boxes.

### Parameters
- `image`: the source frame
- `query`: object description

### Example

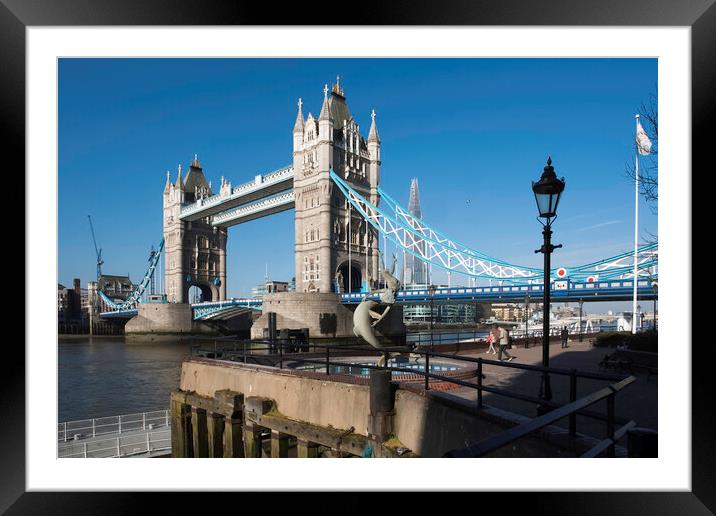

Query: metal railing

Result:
[190,336,636,457]
[444,375,637,458]
[58,410,170,443]
[58,428,171,458]
[406,329,600,348]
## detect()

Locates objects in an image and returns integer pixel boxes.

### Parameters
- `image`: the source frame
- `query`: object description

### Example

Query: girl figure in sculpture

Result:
[352,253,405,367]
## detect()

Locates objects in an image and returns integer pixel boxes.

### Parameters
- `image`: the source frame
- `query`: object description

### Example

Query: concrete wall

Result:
[250,292,405,341]
[125,302,213,335]
[392,389,575,458]
[180,359,371,434]
[179,358,576,457]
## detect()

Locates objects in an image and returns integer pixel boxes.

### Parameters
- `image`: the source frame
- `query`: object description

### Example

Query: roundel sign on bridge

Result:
[556,267,568,279]
[586,276,597,283]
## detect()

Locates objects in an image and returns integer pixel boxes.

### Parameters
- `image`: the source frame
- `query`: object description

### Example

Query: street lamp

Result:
[532,156,566,405]
[428,284,437,351]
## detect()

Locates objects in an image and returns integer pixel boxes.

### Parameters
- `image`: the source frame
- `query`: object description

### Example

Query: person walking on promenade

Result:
[497,324,515,362]
[561,326,569,348]
[485,326,498,354]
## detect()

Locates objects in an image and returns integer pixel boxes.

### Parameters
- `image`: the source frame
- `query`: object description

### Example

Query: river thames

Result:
[58,336,193,422]
[57,330,490,422]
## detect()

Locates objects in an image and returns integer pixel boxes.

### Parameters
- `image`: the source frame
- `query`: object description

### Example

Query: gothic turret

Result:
[318,84,333,144]
[293,98,305,152]
[183,154,212,201]
[368,109,381,189]
[368,109,380,144]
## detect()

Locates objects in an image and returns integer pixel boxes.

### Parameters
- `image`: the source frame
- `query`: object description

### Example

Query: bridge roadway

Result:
[100,279,656,320]
[340,278,657,304]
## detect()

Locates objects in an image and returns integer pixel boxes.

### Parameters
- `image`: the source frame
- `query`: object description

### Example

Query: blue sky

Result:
[58,58,657,311]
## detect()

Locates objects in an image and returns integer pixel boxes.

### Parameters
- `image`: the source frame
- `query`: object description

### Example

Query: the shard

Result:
[403,178,430,286]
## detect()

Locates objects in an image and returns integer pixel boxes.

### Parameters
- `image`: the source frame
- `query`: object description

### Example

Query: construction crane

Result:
[87,215,104,281]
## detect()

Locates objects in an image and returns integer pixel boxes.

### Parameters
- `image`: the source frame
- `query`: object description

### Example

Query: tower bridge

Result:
[99,77,657,339]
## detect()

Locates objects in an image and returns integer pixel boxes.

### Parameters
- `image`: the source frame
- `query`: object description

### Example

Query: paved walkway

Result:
[58,426,171,458]
[435,338,657,442]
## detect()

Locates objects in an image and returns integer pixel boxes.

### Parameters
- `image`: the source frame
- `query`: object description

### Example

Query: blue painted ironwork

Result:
[98,238,165,311]
[191,298,263,320]
[331,170,657,283]
[340,278,657,304]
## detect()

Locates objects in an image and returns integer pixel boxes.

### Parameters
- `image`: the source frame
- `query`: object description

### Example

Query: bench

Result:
[599,349,658,381]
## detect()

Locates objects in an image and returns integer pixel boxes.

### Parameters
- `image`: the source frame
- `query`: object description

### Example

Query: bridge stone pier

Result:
[250,292,405,342]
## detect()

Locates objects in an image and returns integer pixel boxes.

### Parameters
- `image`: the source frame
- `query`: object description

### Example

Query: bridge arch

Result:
[185,281,218,303]
[336,261,362,294]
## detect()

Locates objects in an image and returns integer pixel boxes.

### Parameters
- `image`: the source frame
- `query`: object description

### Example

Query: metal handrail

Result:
[443,376,637,457]
[58,409,170,442]
[58,428,171,458]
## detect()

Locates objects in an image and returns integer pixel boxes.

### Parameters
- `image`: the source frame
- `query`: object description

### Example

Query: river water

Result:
[58,330,489,423]
[58,336,193,422]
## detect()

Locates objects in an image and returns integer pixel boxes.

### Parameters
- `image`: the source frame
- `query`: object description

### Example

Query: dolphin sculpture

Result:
[352,253,405,367]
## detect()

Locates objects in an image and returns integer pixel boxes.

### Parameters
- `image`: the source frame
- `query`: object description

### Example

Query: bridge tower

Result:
[163,156,227,303]
[292,78,381,294]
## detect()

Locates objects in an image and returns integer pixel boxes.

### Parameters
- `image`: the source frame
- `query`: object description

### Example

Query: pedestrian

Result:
[485,326,498,354]
[561,326,569,348]
[497,324,515,362]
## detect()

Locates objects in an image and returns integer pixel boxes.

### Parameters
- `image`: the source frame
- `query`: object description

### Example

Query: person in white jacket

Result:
[497,325,515,362]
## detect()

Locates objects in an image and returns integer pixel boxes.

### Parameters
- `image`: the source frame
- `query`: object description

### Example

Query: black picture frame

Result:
[5,0,710,513]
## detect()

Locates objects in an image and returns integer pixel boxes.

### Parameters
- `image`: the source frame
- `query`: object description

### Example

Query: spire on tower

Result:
[191,154,202,169]
[293,97,305,132]
[319,85,331,121]
[368,108,380,143]
[175,164,183,189]
[332,75,344,97]
[164,170,171,192]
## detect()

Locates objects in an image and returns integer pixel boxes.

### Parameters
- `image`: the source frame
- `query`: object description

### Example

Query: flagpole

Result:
[632,114,640,334]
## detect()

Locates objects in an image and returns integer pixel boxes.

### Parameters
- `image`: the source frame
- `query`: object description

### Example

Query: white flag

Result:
[636,118,652,155]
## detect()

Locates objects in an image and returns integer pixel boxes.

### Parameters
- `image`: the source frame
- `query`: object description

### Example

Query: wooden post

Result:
[244,422,264,458]
[297,439,319,458]
[191,407,209,458]
[170,392,193,458]
[223,416,244,458]
[215,390,245,458]
[271,430,290,458]
[207,412,225,458]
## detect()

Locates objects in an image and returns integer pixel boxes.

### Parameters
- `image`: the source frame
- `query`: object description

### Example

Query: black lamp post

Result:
[532,157,566,405]
[578,298,584,342]
[428,284,437,351]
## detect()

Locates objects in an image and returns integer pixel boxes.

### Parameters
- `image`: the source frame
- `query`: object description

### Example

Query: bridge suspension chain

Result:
[99,238,165,311]
[331,171,657,282]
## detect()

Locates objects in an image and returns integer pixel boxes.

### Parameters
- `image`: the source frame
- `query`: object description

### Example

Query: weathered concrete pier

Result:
[169,354,618,458]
